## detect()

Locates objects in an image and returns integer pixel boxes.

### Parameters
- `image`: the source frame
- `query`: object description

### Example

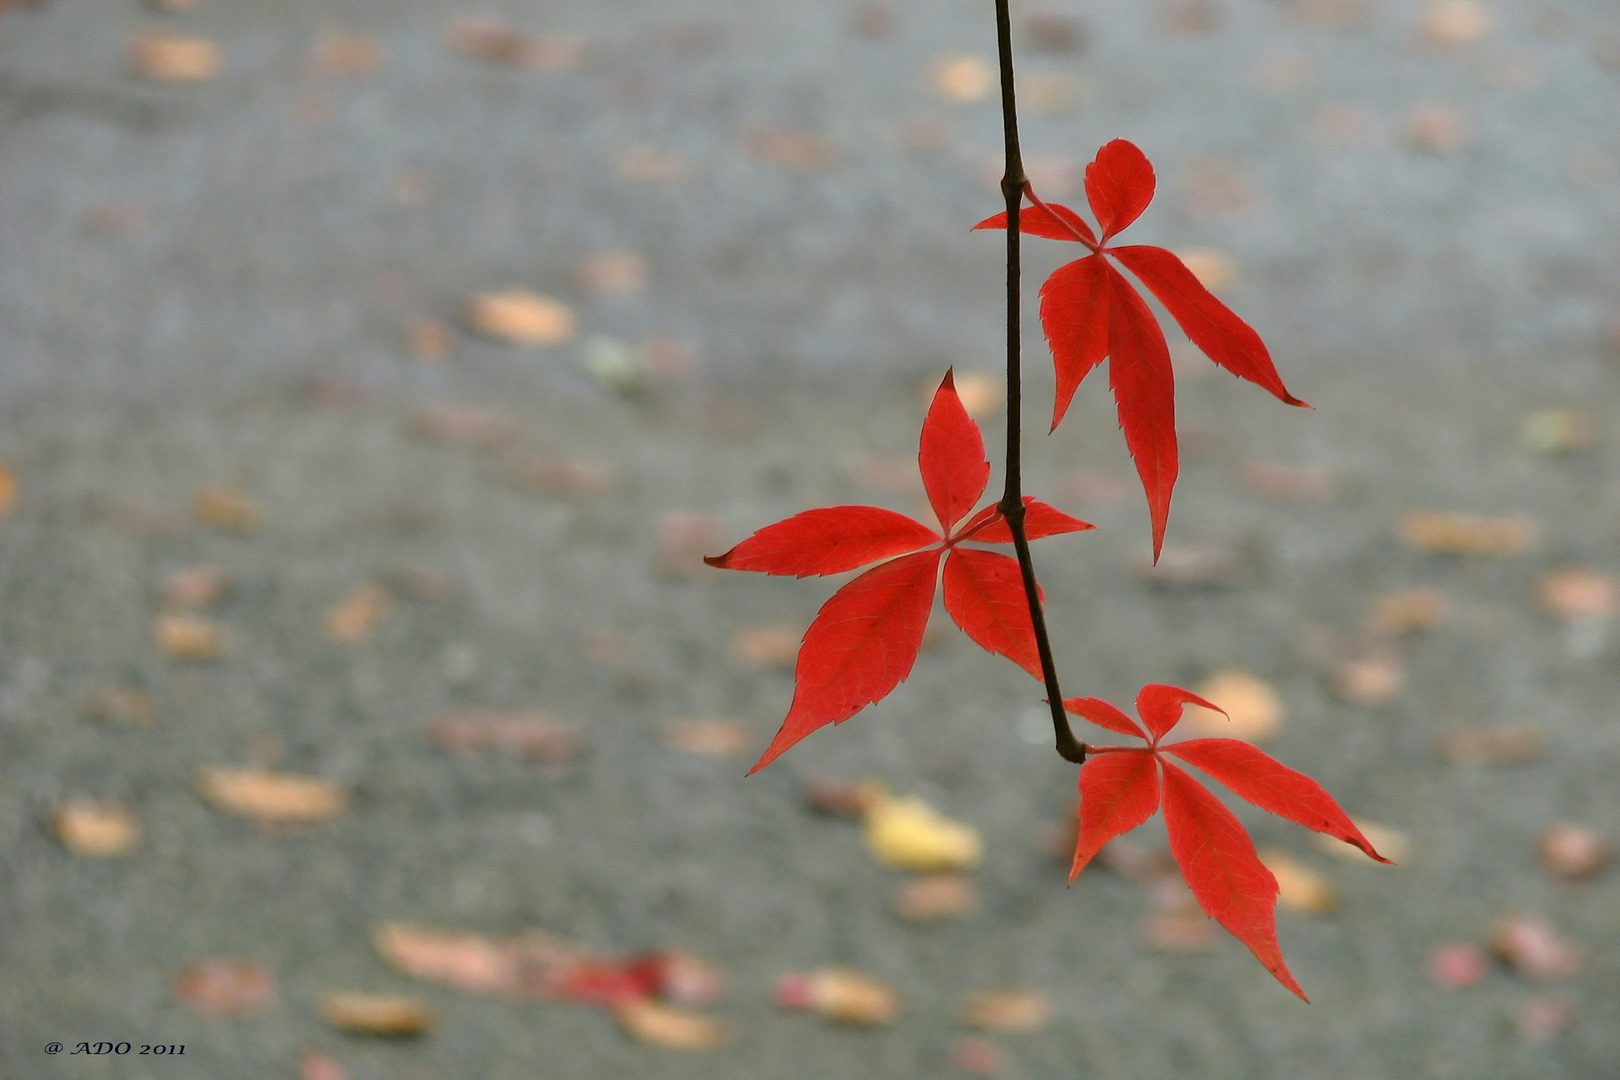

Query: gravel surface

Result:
[0,1,1617,1078]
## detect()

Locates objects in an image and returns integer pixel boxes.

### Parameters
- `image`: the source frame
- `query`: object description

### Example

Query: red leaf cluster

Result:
[708,372,1092,772]
[975,139,1307,558]
[1066,686,1392,999]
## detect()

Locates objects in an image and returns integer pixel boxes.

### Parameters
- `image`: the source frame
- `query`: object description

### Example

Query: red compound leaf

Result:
[1162,739,1392,863]
[704,506,939,577]
[1084,138,1155,241]
[972,201,1098,246]
[1135,683,1223,743]
[919,371,991,534]
[1039,255,1112,430]
[748,549,942,774]
[960,496,1094,543]
[1072,687,1390,999]
[1108,245,1307,407]
[942,547,1041,679]
[1160,759,1305,1002]
[1062,696,1148,741]
[1102,263,1178,561]
[1070,749,1160,879]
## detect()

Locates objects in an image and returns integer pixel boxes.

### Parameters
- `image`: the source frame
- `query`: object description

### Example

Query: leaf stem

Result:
[993,0,1085,766]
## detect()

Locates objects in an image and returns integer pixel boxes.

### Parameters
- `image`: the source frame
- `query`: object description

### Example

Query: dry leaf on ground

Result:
[578,250,648,294]
[297,1051,348,1080]
[175,958,276,1017]
[775,968,901,1026]
[960,989,1052,1034]
[1491,916,1582,982]
[502,455,618,498]
[663,719,753,758]
[314,30,383,76]
[614,999,725,1050]
[802,777,883,817]
[658,512,727,580]
[324,584,392,644]
[192,486,263,533]
[1440,725,1544,766]
[409,404,522,450]
[1399,511,1535,556]
[1535,568,1618,621]
[1370,589,1448,635]
[729,626,799,667]
[1258,848,1338,914]
[0,463,16,517]
[1175,248,1236,290]
[372,922,521,996]
[83,686,158,728]
[53,802,140,857]
[154,614,224,661]
[426,711,584,767]
[196,768,347,825]
[1182,669,1283,741]
[1329,651,1405,706]
[1428,944,1488,989]
[1538,823,1610,880]
[930,53,995,103]
[744,129,837,171]
[320,992,433,1037]
[129,34,222,82]
[445,18,587,70]
[1401,103,1470,155]
[893,872,978,922]
[864,792,982,871]
[1520,407,1591,454]
[1421,0,1491,45]
[1241,461,1340,503]
[162,564,229,609]
[1517,992,1576,1043]
[464,290,576,347]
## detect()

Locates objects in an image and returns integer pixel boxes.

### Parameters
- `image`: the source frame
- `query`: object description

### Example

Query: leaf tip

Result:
[702,552,730,569]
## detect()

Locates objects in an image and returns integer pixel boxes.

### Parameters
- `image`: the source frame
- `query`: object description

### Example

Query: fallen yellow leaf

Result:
[864,791,982,872]
[1182,668,1284,742]
[319,992,433,1037]
[464,289,576,346]
[196,768,347,825]
[53,802,140,857]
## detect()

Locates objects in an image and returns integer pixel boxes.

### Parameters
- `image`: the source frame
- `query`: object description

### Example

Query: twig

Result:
[992,0,1086,765]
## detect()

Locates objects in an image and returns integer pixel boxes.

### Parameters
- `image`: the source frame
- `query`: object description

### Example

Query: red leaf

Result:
[749,549,942,773]
[1160,760,1306,1002]
[919,371,991,533]
[547,954,668,1007]
[972,202,1098,246]
[942,548,1041,678]
[1062,697,1148,741]
[1163,739,1392,863]
[1102,264,1178,561]
[960,497,1094,543]
[1136,683,1224,743]
[1038,255,1111,430]
[1084,140,1155,241]
[1070,750,1160,880]
[704,506,939,577]
[1109,245,1307,407]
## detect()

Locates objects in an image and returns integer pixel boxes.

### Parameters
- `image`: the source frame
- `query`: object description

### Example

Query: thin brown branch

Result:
[993,0,1085,766]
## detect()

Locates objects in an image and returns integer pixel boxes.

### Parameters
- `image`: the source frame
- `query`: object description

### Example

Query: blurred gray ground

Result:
[0,0,1618,1078]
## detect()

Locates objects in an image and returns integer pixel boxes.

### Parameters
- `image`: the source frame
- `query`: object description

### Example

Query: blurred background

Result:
[0,0,1617,1076]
